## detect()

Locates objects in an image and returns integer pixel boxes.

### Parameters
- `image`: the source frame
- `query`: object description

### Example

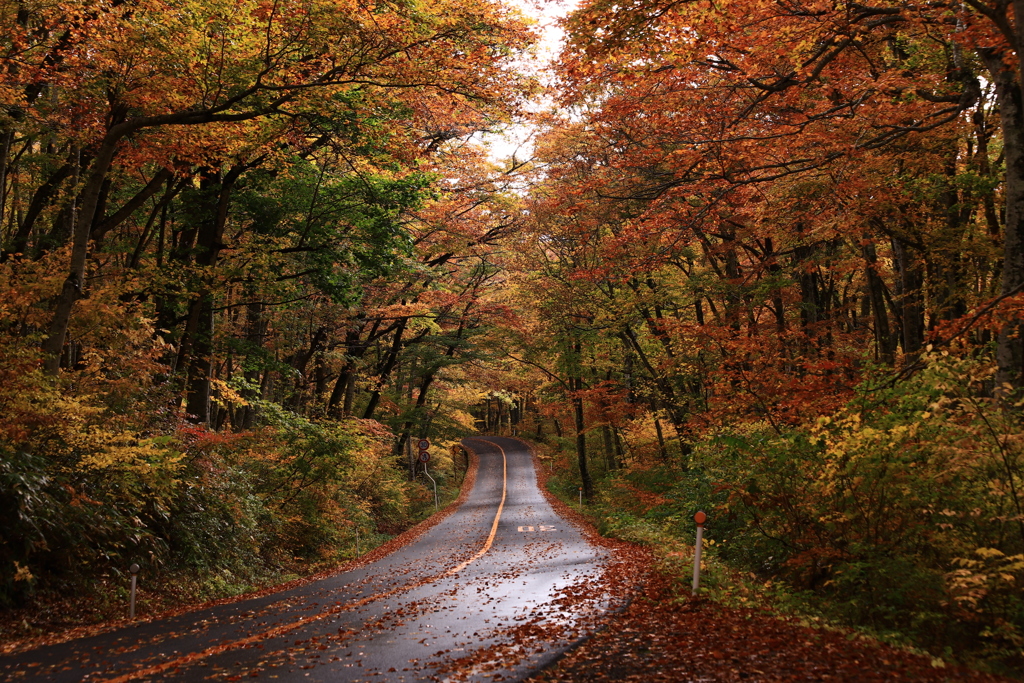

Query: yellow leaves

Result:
[12,561,34,583]
[948,549,1024,609]
[211,378,250,408]
[448,408,478,430]
[78,434,181,470]
[73,428,186,498]
[0,348,185,499]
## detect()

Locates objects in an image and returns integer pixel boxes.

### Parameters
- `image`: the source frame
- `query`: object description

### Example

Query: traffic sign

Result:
[417,438,430,451]
[418,450,430,463]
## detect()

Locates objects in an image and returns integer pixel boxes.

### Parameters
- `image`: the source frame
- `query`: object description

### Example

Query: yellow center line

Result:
[101,438,508,683]
[444,439,507,576]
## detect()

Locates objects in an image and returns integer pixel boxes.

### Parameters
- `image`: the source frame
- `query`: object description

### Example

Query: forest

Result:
[0,0,1022,675]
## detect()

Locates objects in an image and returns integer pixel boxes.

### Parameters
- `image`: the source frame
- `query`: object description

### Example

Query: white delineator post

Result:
[129,563,140,619]
[692,511,707,595]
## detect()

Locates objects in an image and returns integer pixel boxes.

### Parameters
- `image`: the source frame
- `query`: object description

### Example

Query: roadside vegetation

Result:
[535,352,1024,677]
[0,370,468,642]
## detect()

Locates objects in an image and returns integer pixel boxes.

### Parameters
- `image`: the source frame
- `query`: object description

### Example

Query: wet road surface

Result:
[0,437,612,682]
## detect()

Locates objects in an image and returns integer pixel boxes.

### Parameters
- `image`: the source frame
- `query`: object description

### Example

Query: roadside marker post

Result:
[419,447,438,511]
[578,487,582,506]
[129,563,140,619]
[692,511,707,595]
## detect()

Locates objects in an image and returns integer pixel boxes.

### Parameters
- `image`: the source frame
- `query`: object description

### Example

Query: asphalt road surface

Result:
[1,437,612,682]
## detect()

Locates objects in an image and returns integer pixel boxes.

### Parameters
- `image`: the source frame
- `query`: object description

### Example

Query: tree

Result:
[557,0,1020,387]
[0,0,534,373]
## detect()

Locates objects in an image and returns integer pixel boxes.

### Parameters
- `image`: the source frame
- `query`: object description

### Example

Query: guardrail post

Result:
[423,463,438,511]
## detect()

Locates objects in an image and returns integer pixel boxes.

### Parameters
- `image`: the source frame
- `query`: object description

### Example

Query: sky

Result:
[480,0,579,163]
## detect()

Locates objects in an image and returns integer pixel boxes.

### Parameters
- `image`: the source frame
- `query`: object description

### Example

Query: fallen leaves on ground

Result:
[527,567,1020,682]
[527,446,1014,683]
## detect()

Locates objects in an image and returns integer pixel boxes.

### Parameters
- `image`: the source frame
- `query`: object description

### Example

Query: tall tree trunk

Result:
[602,424,617,471]
[765,236,786,333]
[363,318,407,421]
[794,243,820,331]
[863,242,895,364]
[239,301,266,429]
[185,298,215,424]
[182,167,241,423]
[327,320,374,418]
[41,134,121,374]
[724,234,742,333]
[891,237,925,358]
[982,50,1024,390]
[3,160,72,261]
[0,129,12,235]
[654,415,668,460]
[570,339,593,500]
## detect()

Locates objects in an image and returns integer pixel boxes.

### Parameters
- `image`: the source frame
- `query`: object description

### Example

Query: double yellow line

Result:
[102,439,508,682]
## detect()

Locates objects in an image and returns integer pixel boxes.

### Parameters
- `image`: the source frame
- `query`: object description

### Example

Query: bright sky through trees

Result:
[481,0,577,162]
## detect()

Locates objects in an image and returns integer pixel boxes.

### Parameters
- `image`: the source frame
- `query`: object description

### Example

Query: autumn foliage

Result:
[1,0,1023,673]
[0,0,535,629]
[494,0,1024,673]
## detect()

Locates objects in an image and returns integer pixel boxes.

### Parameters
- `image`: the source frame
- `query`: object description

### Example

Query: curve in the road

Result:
[0,437,613,683]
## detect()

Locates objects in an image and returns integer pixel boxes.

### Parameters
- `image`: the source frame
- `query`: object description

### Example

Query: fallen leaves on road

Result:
[0,450,482,659]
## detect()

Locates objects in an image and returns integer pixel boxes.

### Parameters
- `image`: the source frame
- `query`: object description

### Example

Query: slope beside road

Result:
[0,437,614,682]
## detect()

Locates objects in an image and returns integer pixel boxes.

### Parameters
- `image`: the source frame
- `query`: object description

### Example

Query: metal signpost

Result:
[418,440,437,511]
[692,511,707,595]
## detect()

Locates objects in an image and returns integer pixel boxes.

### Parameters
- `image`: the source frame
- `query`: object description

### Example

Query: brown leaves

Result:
[529,567,1013,683]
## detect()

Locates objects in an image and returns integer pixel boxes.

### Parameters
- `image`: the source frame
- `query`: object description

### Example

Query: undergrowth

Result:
[538,353,1024,679]
[0,350,465,645]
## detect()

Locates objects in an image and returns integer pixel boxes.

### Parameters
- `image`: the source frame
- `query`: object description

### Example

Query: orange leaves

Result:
[3,0,537,171]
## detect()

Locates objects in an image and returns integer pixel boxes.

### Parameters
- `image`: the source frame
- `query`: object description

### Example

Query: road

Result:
[0,437,612,682]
